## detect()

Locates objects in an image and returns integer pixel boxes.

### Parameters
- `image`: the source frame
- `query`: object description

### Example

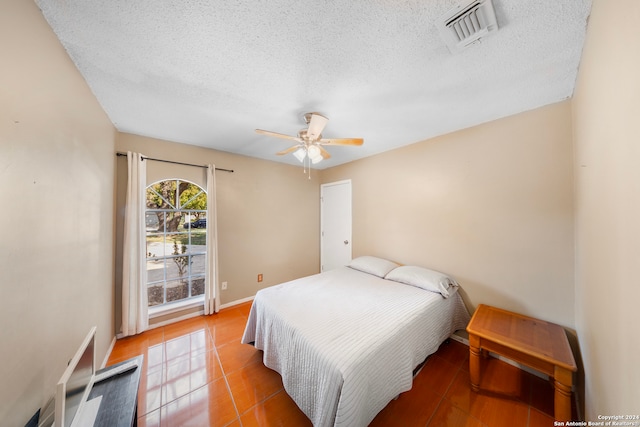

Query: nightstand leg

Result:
[469,334,481,392]
[554,367,573,420]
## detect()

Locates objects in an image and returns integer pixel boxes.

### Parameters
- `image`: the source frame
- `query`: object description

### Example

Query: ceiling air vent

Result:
[436,0,498,52]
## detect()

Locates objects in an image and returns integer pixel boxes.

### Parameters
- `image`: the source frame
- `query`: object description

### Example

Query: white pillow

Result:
[384,265,458,298]
[347,256,399,278]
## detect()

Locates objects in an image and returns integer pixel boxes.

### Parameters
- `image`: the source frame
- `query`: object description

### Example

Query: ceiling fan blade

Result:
[256,129,301,142]
[306,113,329,140]
[319,138,364,146]
[276,145,302,155]
[318,145,331,159]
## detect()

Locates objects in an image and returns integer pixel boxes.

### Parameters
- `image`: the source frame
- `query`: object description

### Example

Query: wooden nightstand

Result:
[466,304,577,421]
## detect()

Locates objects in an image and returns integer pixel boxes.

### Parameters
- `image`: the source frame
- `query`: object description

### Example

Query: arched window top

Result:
[146,179,206,211]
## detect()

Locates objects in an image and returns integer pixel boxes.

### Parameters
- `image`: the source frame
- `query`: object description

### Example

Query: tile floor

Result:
[107,302,564,426]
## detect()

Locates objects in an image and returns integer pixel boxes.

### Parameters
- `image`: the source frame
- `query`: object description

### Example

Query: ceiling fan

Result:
[255,112,364,166]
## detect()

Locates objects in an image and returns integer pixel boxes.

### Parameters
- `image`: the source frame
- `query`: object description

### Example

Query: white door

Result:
[321,180,352,272]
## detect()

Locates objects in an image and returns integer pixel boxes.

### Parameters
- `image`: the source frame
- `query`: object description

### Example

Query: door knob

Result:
[344,240,349,245]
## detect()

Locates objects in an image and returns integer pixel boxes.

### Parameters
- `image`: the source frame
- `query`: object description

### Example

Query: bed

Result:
[241,256,471,427]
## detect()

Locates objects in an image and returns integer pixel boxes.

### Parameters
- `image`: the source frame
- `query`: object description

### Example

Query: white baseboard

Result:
[450,333,469,345]
[145,295,254,327]
[219,295,254,310]
[147,309,204,330]
[112,296,256,341]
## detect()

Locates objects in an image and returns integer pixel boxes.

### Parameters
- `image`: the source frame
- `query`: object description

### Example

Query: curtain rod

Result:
[116,152,234,173]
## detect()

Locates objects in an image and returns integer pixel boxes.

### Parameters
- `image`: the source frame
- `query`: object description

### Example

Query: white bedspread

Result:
[241,267,470,427]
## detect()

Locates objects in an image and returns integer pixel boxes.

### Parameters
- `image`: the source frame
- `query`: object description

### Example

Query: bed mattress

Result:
[241,266,470,427]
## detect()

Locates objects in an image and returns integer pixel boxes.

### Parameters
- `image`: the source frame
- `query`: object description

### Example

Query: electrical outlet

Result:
[221,281,228,290]
[257,274,263,282]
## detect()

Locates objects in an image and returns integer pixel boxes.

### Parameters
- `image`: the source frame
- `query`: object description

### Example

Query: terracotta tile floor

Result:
[108,302,561,426]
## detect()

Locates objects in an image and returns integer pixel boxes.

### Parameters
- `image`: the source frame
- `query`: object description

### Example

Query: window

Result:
[145,179,207,309]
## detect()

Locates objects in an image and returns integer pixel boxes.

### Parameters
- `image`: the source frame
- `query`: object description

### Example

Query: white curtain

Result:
[204,164,220,314]
[122,152,148,336]
[204,165,220,314]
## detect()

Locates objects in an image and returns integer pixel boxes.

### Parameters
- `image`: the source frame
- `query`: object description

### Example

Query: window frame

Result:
[145,179,207,316]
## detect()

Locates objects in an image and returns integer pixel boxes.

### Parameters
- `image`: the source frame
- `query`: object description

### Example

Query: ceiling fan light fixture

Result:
[293,147,307,162]
[256,112,363,174]
[307,145,323,163]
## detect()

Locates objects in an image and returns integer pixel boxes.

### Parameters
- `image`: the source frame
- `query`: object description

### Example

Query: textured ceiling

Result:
[35,0,591,169]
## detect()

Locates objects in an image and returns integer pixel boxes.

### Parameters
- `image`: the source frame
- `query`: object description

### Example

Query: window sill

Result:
[149,296,205,319]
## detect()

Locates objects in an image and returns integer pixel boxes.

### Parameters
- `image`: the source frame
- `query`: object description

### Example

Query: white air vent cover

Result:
[436,0,499,52]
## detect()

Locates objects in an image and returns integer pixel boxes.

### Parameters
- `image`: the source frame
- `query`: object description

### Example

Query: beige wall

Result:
[115,133,320,331]
[5,0,638,422]
[321,101,575,328]
[572,0,640,419]
[0,1,116,425]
